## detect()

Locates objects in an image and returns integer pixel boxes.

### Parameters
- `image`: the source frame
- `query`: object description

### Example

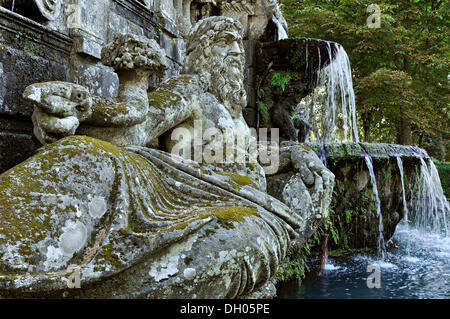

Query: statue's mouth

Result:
[227,56,242,69]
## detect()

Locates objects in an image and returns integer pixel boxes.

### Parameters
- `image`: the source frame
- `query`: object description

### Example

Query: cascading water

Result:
[279,155,450,298]
[277,30,450,300]
[409,158,449,236]
[300,40,359,144]
[396,157,409,223]
[272,15,288,41]
[396,156,411,255]
[364,155,385,256]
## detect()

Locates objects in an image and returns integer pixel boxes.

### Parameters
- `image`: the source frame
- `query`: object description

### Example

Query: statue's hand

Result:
[23,82,93,144]
[290,146,334,218]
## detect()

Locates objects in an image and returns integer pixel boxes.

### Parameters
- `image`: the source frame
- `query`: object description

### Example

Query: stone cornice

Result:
[112,0,158,26]
[0,7,72,56]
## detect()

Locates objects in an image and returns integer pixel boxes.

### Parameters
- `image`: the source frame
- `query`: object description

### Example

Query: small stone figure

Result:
[293,116,311,143]
[271,102,310,143]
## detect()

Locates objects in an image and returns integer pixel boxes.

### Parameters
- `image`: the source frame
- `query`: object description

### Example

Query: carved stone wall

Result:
[0,0,282,172]
[0,0,185,173]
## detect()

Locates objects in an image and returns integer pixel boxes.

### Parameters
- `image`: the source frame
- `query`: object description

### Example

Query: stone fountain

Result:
[0,0,447,299]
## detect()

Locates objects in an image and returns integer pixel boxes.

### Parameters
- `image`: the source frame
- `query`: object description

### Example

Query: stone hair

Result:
[101,34,168,78]
[184,16,245,92]
[186,16,244,55]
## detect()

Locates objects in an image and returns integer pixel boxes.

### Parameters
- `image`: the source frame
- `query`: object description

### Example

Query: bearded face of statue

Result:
[184,17,247,119]
[208,29,247,119]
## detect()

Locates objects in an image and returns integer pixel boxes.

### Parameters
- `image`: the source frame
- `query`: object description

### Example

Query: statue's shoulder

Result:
[156,74,201,96]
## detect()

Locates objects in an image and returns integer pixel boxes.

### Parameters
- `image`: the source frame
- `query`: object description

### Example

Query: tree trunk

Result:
[396,110,413,145]
[317,235,328,276]
[362,112,372,142]
[397,57,413,145]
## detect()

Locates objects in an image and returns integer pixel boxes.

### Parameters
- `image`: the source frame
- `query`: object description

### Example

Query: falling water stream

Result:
[412,158,449,236]
[277,37,449,299]
[396,156,411,255]
[277,157,450,298]
[272,15,288,41]
[364,155,385,257]
[302,40,359,144]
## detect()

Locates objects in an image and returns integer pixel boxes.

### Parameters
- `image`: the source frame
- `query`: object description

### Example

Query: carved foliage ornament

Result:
[33,0,61,21]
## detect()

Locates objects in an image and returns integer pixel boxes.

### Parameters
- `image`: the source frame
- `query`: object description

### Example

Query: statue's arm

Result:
[140,75,202,142]
[84,95,148,127]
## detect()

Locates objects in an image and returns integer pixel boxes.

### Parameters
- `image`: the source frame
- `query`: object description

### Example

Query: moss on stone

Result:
[158,76,195,91]
[215,171,258,190]
[100,244,122,268]
[163,205,259,233]
[148,90,181,110]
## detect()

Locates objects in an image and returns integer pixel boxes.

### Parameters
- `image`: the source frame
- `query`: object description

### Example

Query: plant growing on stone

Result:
[271,72,291,91]
[257,89,269,123]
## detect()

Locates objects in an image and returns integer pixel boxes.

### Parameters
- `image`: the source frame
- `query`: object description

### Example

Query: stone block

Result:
[0,131,40,173]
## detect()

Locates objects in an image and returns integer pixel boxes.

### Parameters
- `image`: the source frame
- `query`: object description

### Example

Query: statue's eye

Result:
[217,39,227,46]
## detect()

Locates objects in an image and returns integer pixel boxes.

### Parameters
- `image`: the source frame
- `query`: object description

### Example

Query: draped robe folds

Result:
[0,135,305,298]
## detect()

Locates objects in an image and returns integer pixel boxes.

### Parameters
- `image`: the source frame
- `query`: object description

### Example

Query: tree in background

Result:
[280,0,449,160]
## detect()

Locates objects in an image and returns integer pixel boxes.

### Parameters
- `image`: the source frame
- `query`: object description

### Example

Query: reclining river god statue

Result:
[0,16,334,298]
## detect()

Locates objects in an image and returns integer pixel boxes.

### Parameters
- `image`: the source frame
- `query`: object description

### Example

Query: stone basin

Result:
[268,142,429,250]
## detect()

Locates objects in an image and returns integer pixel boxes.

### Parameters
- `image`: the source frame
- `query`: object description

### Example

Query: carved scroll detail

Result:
[33,0,61,21]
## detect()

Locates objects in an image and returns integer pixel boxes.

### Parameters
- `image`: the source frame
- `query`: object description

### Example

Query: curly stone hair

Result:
[183,16,245,92]
[101,34,168,78]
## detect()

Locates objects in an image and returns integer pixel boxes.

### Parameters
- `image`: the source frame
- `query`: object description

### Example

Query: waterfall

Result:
[396,157,409,224]
[409,158,449,236]
[364,155,385,256]
[396,156,411,255]
[272,15,288,41]
[302,41,359,144]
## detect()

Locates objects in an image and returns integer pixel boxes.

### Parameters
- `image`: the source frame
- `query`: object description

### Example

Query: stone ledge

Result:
[112,0,158,29]
[303,142,430,160]
[0,6,72,58]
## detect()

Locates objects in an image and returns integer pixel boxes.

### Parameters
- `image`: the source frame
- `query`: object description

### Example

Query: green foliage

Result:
[280,0,449,152]
[256,89,269,123]
[381,167,392,179]
[276,215,328,283]
[433,159,450,198]
[257,89,265,99]
[271,72,291,91]
[276,255,309,283]
[257,101,269,123]
[153,22,162,40]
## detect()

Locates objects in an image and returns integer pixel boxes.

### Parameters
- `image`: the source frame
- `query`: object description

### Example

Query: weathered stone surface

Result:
[0,15,333,300]
[325,152,423,249]
[0,135,303,298]
[0,7,73,171]
[163,17,253,154]
[0,1,290,172]
[267,144,335,245]
[24,34,169,146]
[0,131,40,173]
[0,3,334,299]
[307,142,429,160]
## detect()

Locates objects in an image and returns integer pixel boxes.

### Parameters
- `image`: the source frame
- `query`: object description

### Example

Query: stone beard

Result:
[184,17,247,120]
[208,52,247,119]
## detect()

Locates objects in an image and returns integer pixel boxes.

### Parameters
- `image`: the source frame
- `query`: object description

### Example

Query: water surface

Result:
[277,224,450,299]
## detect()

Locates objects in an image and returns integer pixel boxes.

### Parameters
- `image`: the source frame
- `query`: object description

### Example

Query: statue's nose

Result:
[229,41,242,55]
